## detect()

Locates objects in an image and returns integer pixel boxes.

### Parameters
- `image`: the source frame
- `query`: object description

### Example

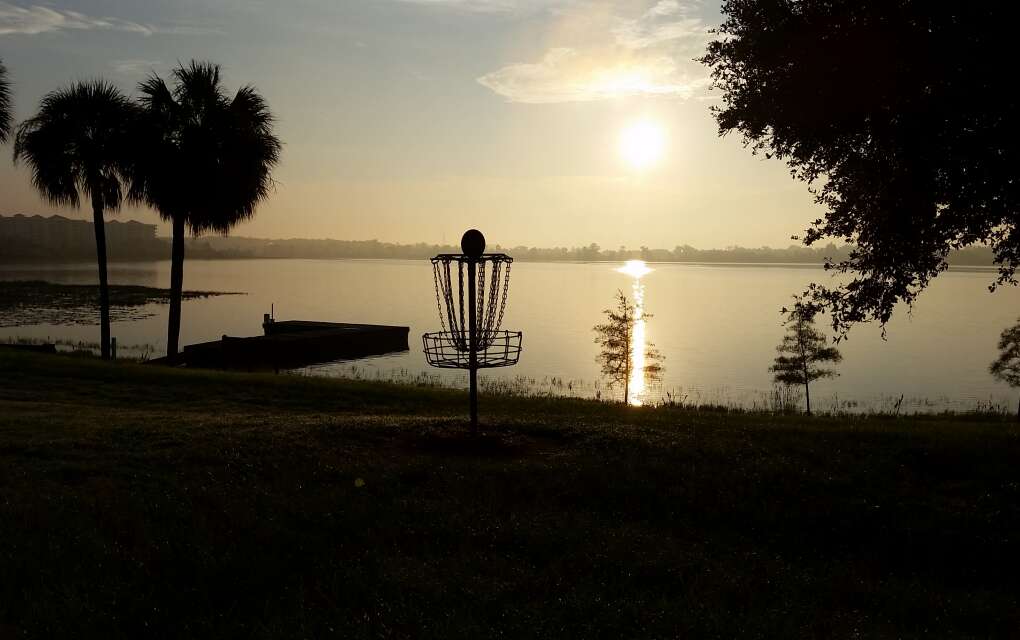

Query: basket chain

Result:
[478,259,509,349]
[431,255,513,353]
[457,261,466,349]
[494,260,511,340]
[477,260,486,346]
[432,260,447,333]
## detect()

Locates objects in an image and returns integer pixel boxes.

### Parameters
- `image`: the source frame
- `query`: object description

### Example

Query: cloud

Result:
[393,0,571,14]
[478,46,709,103]
[0,2,152,35]
[646,0,681,17]
[613,0,711,52]
[111,59,162,76]
[477,1,713,103]
[0,3,217,36]
[395,0,516,12]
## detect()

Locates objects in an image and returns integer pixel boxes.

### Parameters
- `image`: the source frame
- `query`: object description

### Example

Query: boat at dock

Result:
[152,317,410,370]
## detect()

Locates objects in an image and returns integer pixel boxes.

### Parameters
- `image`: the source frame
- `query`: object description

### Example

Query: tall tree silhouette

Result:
[0,59,11,143]
[593,290,663,405]
[770,306,842,416]
[134,61,281,357]
[703,2,1020,337]
[989,321,1020,420]
[14,81,138,359]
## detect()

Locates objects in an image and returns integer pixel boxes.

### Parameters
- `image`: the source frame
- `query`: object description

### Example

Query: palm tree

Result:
[13,81,138,360]
[0,59,12,143]
[134,61,281,357]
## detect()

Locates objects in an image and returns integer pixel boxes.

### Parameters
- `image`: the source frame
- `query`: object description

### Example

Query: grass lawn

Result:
[1,349,1019,638]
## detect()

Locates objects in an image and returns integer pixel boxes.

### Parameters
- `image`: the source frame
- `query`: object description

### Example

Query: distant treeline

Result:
[183,236,998,266]
[0,218,999,266]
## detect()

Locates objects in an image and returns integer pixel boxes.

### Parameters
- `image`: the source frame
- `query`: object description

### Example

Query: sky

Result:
[0,0,823,248]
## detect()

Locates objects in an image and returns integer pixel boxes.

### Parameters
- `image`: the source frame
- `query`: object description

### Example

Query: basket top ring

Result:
[431,253,513,264]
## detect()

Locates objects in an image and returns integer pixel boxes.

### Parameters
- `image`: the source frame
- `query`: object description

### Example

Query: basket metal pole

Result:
[468,258,479,434]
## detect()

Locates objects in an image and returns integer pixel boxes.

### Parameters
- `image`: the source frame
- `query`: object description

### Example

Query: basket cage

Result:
[423,330,522,369]
[425,252,521,368]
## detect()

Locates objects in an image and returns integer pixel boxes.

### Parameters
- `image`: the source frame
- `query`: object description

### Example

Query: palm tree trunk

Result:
[804,381,811,416]
[92,200,110,360]
[166,215,186,358]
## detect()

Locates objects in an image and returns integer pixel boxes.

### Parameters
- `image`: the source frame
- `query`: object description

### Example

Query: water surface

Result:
[3,259,1017,412]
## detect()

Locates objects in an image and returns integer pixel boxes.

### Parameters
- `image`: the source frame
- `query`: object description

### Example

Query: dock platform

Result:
[155,320,410,370]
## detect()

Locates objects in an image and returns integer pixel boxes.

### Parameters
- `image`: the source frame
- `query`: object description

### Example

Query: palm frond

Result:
[13,80,137,211]
[134,60,281,233]
[0,59,12,144]
[137,74,175,112]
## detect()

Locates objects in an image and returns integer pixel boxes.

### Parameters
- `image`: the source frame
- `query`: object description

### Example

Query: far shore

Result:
[0,255,1003,270]
[0,214,999,267]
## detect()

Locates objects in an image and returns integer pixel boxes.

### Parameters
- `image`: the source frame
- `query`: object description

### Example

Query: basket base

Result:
[423,330,522,369]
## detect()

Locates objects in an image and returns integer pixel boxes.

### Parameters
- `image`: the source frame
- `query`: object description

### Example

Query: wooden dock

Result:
[154,320,409,370]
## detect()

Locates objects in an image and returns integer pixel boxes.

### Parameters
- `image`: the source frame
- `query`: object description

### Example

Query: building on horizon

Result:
[0,214,166,262]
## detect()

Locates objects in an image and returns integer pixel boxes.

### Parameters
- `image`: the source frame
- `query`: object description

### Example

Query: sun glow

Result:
[618,120,666,170]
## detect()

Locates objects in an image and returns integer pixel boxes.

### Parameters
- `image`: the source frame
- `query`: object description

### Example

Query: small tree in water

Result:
[989,320,1020,419]
[770,305,842,416]
[593,290,663,405]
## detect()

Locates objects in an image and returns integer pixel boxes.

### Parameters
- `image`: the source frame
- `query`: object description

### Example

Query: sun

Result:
[619,120,666,170]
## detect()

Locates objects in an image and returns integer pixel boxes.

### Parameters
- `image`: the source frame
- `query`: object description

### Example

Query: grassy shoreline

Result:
[2,350,1019,637]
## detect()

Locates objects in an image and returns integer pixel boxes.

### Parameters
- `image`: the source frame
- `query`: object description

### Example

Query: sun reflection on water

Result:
[618,259,652,278]
[616,260,652,406]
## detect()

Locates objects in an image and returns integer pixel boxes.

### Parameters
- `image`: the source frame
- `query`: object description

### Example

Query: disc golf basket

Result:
[424,229,522,432]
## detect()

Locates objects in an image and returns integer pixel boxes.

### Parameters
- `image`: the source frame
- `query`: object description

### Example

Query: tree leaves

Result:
[132,60,281,234]
[12,81,137,212]
[989,320,1020,388]
[704,1,1020,338]
[770,307,843,386]
[593,290,665,403]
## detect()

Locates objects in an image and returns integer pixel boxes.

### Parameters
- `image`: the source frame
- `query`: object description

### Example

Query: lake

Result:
[2,259,1018,413]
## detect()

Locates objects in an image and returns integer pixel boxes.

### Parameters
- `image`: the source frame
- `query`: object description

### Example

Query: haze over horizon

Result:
[0,0,822,248]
